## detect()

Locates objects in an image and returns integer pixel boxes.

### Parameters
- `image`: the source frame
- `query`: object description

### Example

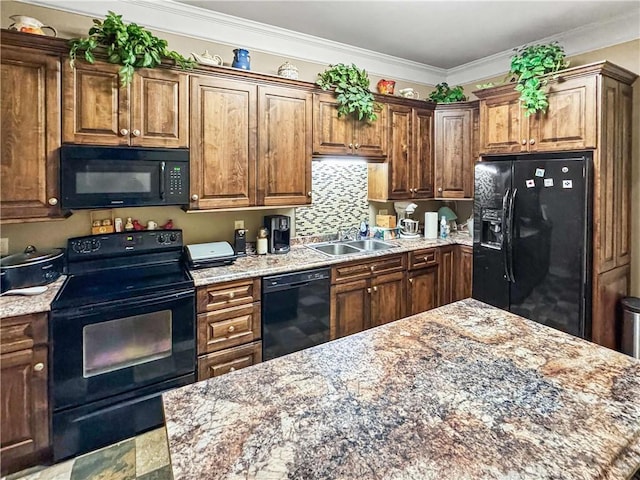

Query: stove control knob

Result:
[91,239,101,251]
[157,234,166,244]
[169,233,177,242]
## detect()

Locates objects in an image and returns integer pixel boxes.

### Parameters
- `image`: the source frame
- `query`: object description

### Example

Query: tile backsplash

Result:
[295,160,369,236]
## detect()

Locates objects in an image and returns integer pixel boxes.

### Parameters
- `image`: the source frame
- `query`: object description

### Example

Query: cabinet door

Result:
[189,76,256,209]
[62,60,129,145]
[370,272,405,327]
[0,346,48,473]
[435,108,473,198]
[353,103,388,158]
[387,104,412,199]
[455,246,473,301]
[407,267,439,316]
[257,86,312,206]
[1,46,62,221]
[330,280,369,339]
[130,68,189,147]
[438,246,456,306]
[615,83,633,267]
[312,93,353,156]
[412,108,434,198]
[479,93,524,154]
[528,75,596,152]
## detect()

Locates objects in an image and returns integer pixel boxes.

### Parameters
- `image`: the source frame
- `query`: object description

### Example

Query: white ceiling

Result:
[175,1,639,69]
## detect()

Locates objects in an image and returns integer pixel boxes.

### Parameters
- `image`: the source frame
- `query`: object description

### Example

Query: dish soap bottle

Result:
[440,216,448,239]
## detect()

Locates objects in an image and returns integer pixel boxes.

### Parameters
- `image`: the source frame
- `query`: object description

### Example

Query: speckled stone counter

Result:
[163,299,640,480]
[190,233,473,286]
[0,275,66,317]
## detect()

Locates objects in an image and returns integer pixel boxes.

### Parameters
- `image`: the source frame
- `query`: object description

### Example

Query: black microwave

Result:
[60,145,189,209]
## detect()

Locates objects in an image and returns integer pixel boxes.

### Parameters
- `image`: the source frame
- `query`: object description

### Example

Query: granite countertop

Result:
[190,233,473,286]
[163,299,640,480]
[0,275,66,318]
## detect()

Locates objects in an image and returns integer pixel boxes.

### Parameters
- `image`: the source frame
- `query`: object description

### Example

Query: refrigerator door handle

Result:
[501,188,511,281]
[507,188,517,282]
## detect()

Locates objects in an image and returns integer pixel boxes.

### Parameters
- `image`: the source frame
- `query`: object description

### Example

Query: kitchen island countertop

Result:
[163,298,640,480]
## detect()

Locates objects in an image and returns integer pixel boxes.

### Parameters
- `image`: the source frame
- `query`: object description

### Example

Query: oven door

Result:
[51,288,195,411]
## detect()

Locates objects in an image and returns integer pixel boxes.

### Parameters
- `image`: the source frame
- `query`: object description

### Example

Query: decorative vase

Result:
[232,48,251,70]
[377,79,395,95]
[277,61,299,79]
[8,15,57,36]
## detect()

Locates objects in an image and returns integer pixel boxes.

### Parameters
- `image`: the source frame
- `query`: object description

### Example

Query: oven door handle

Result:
[159,161,166,201]
[58,289,194,316]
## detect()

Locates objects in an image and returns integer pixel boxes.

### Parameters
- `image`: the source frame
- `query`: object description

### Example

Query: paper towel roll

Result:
[425,212,438,239]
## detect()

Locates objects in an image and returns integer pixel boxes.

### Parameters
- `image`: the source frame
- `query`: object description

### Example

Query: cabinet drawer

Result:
[332,254,406,283]
[0,313,47,355]
[409,248,439,270]
[197,341,262,381]
[197,278,260,313]
[197,303,261,354]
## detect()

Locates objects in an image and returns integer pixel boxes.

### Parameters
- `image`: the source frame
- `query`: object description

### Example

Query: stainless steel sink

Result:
[308,239,398,256]
[344,239,396,251]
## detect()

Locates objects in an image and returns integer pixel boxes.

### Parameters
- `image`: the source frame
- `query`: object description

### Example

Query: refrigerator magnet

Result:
[562,180,573,189]
[562,166,569,173]
[544,178,554,187]
[535,168,545,177]
[526,179,535,188]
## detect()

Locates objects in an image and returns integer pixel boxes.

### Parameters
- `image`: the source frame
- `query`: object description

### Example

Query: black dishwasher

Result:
[262,268,330,360]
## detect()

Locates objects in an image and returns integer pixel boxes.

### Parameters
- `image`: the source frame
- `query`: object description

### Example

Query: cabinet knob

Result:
[120,128,129,136]
[370,266,375,272]
[48,197,58,206]
[229,367,236,372]
[401,144,407,153]
[307,191,312,197]
[132,129,141,137]
[228,292,235,299]
[438,187,443,193]
[408,278,413,283]
[228,325,235,333]
[373,286,378,292]
[529,138,535,145]
[34,362,44,372]
[409,188,414,193]
[522,139,527,145]
[349,143,354,149]
[191,194,199,201]
[367,287,372,294]
[354,143,360,150]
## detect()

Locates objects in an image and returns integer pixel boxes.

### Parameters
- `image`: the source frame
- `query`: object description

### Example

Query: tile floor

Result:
[3,428,172,480]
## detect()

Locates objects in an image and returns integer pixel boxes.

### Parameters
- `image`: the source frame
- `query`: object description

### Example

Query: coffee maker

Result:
[263,215,290,254]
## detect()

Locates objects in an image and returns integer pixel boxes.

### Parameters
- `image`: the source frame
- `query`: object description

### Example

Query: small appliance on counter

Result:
[394,202,420,239]
[0,245,65,293]
[185,241,237,269]
[234,229,247,256]
[264,215,290,254]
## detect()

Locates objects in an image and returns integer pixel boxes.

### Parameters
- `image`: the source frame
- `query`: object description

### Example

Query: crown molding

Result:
[18,0,639,86]
[446,9,640,85]
[16,0,447,85]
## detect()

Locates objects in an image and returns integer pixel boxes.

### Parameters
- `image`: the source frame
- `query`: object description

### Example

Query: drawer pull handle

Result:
[34,362,44,372]
[373,286,378,292]
[370,266,375,272]
[408,278,413,283]
[228,292,235,299]
[229,367,236,372]
[228,325,235,333]
[367,287,372,294]
[424,256,431,262]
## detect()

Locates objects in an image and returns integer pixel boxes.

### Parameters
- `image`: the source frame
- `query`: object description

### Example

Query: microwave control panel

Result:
[167,163,187,200]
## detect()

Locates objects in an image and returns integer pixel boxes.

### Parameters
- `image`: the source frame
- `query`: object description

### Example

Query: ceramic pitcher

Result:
[232,49,251,70]
[8,15,57,36]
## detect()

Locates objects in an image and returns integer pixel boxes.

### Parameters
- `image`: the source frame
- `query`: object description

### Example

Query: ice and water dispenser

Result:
[480,208,503,248]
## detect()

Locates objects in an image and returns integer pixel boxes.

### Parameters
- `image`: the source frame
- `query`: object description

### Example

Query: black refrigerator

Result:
[472,152,592,339]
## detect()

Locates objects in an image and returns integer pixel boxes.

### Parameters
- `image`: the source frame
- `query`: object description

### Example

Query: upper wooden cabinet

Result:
[368,102,435,201]
[63,60,189,147]
[476,70,597,155]
[1,45,63,222]
[189,81,312,210]
[434,102,478,198]
[313,93,387,158]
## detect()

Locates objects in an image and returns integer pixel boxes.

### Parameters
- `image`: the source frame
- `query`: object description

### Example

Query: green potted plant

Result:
[428,82,467,103]
[68,11,195,87]
[316,63,378,122]
[509,41,569,116]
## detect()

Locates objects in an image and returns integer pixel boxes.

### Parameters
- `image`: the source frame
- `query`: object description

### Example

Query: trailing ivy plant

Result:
[428,82,467,103]
[316,63,377,122]
[510,42,569,116]
[69,11,195,87]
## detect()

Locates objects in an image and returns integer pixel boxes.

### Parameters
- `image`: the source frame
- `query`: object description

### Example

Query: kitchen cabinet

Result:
[454,245,473,301]
[330,254,406,338]
[0,313,49,475]
[196,278,262,381]
[1,44,63,222]
[407,248,439,316]
[438,246,456,306]
[434,102,478,198]
[313,93,387,158]
[368,102,434,201]
[476,73,596,155]
[62,59,189,147]
[189,76,256,209]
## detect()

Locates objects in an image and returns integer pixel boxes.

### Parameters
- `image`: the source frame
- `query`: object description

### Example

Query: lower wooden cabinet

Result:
[0,313,49,475]
[455,245,473,301]
[407,266,439,316]
[370,271,406,328]
[438,246,456,306]
[197,341,262,380]
[330,279,369,338]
